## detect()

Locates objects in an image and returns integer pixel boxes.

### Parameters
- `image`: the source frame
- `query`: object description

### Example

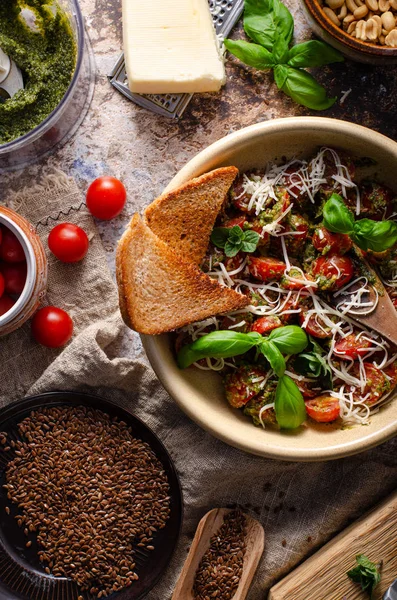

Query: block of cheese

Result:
[122,0,226,94]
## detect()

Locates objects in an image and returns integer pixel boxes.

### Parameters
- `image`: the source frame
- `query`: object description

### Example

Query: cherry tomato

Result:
[305,395,340,423]
[284,213,309,256]
[224,253,245,278]
[282,166,307,204]
[0,294,15,316]
[299,309,332,339]
[312,255,354,291]
[0,272,4,298]
[250,315,282,335]
[31,306,73,348]
[1,262,27,296]
[86,176,127,220]
[351,363,389,406]
[312,227,352,256]
[0,228,25,263]
[384,360,397,390]
[333,332,373,360]
[223,216,247,229]
[224,365,268,408]
[230,176,254,214]
[48,223,89,263]
[247,256,286,282]
[360,181,395,220]
[280,268,315,291]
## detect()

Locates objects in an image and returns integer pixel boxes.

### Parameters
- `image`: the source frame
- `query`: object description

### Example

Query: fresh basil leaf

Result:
[224,39,275,69]
[272,34,289,63]
[260,340,285,376]
[274,375,306,429]
[273,65,337,110]
[352,219,397,252]
[241,229,260,253]
[268,325,308,354]
[243,0,293,51]
[177,331,262,369]
[229,226,244,241]
[347,554,381,599]
[293,352,333,389]
[307,335,324,356]
[211,227,230,249]
[287,40,344,68]
[323,193,355,234]
[224,240,241,257]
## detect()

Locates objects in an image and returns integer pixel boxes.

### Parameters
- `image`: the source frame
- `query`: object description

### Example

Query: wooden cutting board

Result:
[269,489,397,600]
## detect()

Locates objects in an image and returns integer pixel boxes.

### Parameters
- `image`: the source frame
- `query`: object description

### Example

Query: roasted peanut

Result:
[346,0,359,12]
[365,0,379,11]
[385,27,397,43]
[354,4,369,17]
[380,33,386,42]
[390,0,397,10]
[366,17,380,38]
[326,0,346,9]
[344,13,357,22]
[379,0,391,11]
[372,14,383,35]
[339,4,348,18]
[356,19,368,37]
[347,19,358,31]
[324,6,342,23]
[381,10,396,28]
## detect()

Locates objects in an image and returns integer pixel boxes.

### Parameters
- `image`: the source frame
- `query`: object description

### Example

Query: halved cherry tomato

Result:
[230,176,254,214]
[223,216,247,229]
[1,262,27,296]
[280,268,315,291]
[283,166,307,203]
[312,255,354,291]
[86,176,127,220]
[247,256,286,282]
[305,395,340,423]
[312,227,352,256]
[384,360,397,390]
[333,332,373,360]
[224,253,245,278]
[0,228,25,263]
[250,315,282,335]
[0,272,4,298]
[48,223,89,263]
[31,306,73,348]
[284,213,309,256]
[0,294,15,316]
[351,363,389,406]
[224,365,268,408]
[299,309,332,339]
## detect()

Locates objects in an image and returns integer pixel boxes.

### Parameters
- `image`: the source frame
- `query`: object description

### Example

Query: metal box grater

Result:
[108,0,244,118]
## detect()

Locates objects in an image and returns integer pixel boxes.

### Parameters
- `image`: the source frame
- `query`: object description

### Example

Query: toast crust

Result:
[144,167,238,265]
[116,213,249,335]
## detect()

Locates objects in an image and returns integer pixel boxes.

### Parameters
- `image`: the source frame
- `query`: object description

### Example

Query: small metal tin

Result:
[0,208,47,336]
[108,0,244,118]
[384,579,397,600]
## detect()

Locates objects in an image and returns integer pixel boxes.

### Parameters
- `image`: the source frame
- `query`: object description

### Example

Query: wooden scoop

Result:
[172,508,265,600]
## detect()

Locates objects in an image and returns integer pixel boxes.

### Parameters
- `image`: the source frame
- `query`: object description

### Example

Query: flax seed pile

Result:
[192,510,247,600]
[2,405,171,598]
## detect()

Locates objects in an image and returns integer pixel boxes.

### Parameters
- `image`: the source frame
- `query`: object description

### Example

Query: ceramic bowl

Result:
[143,116,397,461]
[301,0,397,64]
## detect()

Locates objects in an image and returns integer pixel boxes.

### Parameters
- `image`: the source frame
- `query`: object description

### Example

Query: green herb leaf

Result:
[274,65,337,110]
[287,40,344,68]
[177,330,262,369]
[224,240,241,257]
[347,554,381,599]
[352,219,397,252]
[272,35,289,64]
[268,325,308,354]
[210,225,260,257]
[293,352,333,390]
[323,193,355,234]
[243,0,293,51]
[211,227,231,249]
[274,375,306,429]
[260,340,285,376]
[241,230,260,252]
[224,39,275,69]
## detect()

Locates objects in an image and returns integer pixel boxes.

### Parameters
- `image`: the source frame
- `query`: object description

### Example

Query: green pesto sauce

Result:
[0,0,76,144]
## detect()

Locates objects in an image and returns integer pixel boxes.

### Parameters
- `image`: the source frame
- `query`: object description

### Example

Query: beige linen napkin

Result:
[1,172,397,599]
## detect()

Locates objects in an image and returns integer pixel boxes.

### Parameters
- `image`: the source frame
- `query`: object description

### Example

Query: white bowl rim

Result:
[142,116,397,462]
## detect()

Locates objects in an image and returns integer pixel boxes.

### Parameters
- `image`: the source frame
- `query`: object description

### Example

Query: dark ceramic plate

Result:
[0,392,183,600]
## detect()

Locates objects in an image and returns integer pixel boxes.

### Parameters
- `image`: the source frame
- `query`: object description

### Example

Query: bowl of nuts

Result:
[302,0,397,63]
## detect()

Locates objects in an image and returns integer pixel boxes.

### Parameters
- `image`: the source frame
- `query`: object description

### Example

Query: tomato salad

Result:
[176,148,397,430]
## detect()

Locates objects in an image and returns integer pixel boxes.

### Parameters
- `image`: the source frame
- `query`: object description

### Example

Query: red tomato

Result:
[280,268,315,291]
[333,332,373,360]
[284,213,309,256]
[0,294,15,316]
[1,262,27,296]
[312,227,352,255]
[282,166,307,204]
[299,310,331,339]
[0,272,4,298]
[312,255,354,290]
[247,256,286,282]
[351,363,389,406]
[250,315,282,335]
[31,307,73,348]
[224,253,245,277]
[48,223,89,263]
[230,176,254,214]
[384,360,397,390]
[305,395,340,423]
[224,365,268,408]
[0,228,25,263]
[223,216,247,229]
[86,176,126,220]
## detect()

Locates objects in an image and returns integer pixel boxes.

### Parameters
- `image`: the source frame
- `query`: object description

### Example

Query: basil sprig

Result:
[323,193,397,252]
[293,336,333,390]
[211,225,260,257]
[177,325,307,374]
[275,374,306,429]
[224,0,343,110]
[347,554,381,599]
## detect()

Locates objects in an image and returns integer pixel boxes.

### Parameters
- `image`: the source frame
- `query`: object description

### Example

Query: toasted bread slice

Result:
[144,166,238,265]
[116,213,249,335]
